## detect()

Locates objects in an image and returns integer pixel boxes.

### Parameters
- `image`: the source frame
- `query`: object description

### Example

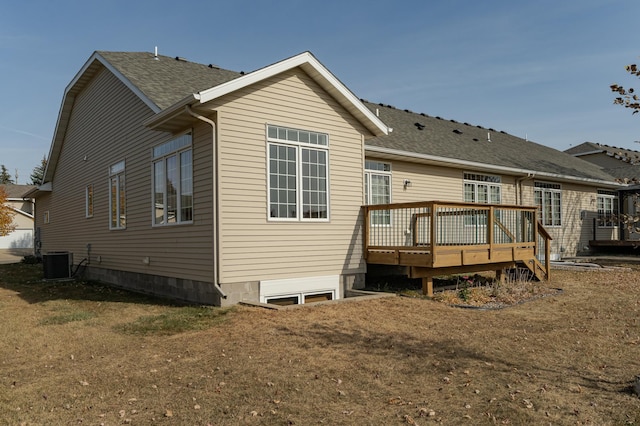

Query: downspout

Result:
[515,173,535,205]
[185,105,226,300]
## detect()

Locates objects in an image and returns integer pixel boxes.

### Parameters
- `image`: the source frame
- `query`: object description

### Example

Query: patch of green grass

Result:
[39,310,96,325]
[115,306,233,336]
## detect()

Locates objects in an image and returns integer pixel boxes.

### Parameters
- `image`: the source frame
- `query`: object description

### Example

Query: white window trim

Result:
[463,173,502,227]
[109,160,126,230]
[85,184,93,218]
[534,181,562,227]
[151,133,194,227]
[364,160,392,226]
[597,190,618,228]
[266,124,330,222]
[260,275,340,304]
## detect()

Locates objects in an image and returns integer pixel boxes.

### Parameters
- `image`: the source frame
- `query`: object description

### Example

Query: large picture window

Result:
[152,133,193,225]
[597,190,618,228]
[365,160,392,225]
[109,161,126,229]
[535,182,561,227]
[267,125,329,221]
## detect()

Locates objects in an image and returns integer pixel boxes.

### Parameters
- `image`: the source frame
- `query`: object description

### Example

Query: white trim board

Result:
[260,275,340,303]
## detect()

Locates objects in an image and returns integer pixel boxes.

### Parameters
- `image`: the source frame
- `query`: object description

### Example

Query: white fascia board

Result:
[570,149,605,157]
[197,52,388,137]
[83,53,160,113]
[10,207,34,219]
[142,94,198,129]
[365,145,626,188]
[43,52,161,183]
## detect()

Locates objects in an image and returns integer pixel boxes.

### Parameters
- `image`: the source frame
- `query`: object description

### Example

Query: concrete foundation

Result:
[80,266,365,307]
[83,266,222,306]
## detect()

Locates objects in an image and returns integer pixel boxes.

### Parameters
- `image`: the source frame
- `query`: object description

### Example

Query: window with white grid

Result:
[267,125,329,221]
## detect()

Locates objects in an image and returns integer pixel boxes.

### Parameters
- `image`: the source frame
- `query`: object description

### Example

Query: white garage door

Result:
[0,229,33,249]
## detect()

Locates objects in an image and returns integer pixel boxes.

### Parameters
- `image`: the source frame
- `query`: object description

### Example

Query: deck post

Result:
[363,206,369,261]
[488,206,495,258]
[430,202,437,266]
[496,268,505,284]
[422,276,433,297]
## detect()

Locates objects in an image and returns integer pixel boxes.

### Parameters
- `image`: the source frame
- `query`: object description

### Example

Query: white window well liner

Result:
[260,275,340,304]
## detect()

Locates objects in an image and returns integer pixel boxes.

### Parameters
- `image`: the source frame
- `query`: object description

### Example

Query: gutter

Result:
[185,105,227,300]
[365,145,625,188]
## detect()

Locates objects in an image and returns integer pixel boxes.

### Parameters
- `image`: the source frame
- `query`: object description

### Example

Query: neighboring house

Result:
[566,142,640,241]
[0,184,35,253]
[32,50,623,306]
[362,104,624,258]
[565,142,640,182]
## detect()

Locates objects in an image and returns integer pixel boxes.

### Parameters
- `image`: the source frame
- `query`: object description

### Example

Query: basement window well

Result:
[260,275,339,305]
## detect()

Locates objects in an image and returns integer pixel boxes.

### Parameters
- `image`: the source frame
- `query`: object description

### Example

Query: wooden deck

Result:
[363,201,552,296]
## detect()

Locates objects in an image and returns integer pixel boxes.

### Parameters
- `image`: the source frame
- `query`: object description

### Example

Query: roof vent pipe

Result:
[154,46,159,60]
[487,132,492,142]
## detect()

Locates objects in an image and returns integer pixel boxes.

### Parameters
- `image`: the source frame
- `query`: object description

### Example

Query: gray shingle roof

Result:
[565,141,640,181]
[0,184,36,198]
[93,52,617,184]
[364,102,616,182]
[97,51,242,110]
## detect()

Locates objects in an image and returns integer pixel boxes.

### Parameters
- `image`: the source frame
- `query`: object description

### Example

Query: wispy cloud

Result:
[0,124,48,140]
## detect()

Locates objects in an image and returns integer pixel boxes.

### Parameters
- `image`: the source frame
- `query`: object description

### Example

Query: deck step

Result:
[509,258,548,282]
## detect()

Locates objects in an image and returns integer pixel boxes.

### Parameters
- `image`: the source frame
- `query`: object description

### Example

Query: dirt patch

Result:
[1,262,639,424]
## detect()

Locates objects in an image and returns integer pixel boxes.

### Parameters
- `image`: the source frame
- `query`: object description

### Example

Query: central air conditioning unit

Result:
[43,251,73,279]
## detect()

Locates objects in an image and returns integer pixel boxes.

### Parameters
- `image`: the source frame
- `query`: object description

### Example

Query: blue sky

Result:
[1,0,640,183]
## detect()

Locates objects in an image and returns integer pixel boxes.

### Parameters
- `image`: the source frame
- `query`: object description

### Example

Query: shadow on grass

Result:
[288,322,635,398]
[0,262,179,306]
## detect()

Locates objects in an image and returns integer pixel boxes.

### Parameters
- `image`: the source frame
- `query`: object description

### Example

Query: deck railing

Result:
[363,201,550,275]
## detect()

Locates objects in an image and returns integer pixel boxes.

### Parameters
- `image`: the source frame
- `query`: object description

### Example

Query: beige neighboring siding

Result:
[576,152,624,169]
[366,158,519,205]
[212,68,368,283]
[520,180,599,257]
[37,67,214,283]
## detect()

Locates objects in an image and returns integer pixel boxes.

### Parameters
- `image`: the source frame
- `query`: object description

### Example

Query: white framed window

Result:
[463,173,501,225]
[43,210,50,224]
[152,133,193,226]
[365,160,392,225]
[260,275,339,305]
[597,190,618,228]
[267,125,329,221]
[109,160,126,230]
[85,184,94,218]
[535,182,561,227]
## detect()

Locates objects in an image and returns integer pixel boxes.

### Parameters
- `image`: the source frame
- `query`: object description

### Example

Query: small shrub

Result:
[21,255,41,264]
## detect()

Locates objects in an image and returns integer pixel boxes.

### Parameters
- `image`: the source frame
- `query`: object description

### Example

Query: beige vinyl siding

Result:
[37,67,214,283]
[365,159,519,205]
[210,68,368,283]
[520,180,601,257]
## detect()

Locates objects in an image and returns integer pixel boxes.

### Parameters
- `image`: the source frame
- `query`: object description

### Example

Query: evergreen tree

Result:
[30,156,47,185]
[0,165,14,184]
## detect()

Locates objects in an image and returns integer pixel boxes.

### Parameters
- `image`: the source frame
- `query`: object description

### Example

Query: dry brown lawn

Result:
[1,261,639,425]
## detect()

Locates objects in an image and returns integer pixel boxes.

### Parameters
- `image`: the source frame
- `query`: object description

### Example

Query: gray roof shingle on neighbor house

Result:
[0,184,36,198]
[565,141,640,181]
[364,102,617,182]
[97,51,243,110]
